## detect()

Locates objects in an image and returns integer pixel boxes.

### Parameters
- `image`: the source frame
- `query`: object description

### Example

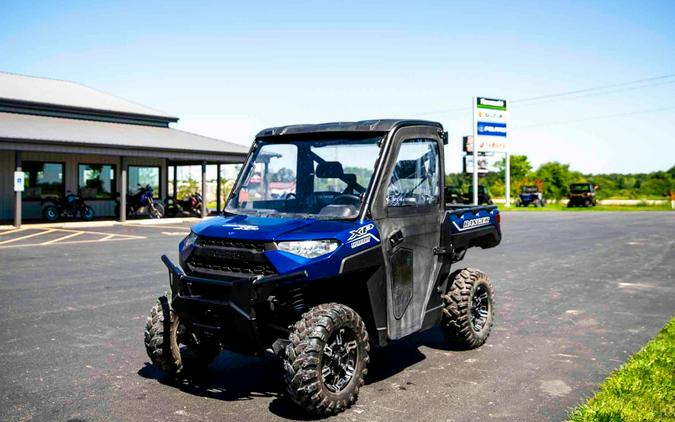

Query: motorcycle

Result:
[164,192,206,217]
[115,184,164,219]
[41,191,95,222]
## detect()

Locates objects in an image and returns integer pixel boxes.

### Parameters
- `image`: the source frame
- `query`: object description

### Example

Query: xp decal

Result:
[347,223,380,249]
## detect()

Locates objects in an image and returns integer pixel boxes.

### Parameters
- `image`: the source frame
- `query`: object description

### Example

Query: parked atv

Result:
[115,184,164,218]
[567,183,597,207]
[444,185,462,204]
[145,120,502,416]
[463,184,493,205]
[41,191,94,222]
[164,192,205,218]
[516,185,545,207]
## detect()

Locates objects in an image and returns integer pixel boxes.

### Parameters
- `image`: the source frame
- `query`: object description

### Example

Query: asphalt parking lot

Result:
[0,212,673,422]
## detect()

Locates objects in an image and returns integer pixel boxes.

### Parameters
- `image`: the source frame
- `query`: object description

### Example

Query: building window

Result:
[78,164,116,199]
[128,166,160,196]
[22,161,64,200]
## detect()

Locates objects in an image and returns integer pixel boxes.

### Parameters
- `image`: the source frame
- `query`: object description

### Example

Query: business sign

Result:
[474,97,508,152]
[14,171,24,192]
[463,135,474,153]
[464,152,500,174]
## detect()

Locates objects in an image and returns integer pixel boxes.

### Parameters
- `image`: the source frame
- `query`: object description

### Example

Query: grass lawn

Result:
[503,203,673,212]
[568,318,675,421]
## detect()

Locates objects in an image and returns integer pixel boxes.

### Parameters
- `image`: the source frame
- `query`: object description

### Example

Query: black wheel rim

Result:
[322,327,358,393]
[470,284,490,332]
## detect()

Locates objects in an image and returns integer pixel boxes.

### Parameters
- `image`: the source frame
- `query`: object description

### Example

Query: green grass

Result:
[568,318,675,422]
[503,203,673,212]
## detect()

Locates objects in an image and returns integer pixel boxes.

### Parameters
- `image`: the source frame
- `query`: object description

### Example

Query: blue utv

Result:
[144,120,502,416]
[516,185,545,207]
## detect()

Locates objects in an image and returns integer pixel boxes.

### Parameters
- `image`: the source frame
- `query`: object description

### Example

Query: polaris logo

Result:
[222,224,259,231]
[477,121,507,137]
[348,223,380,248]
[452,216,491,232]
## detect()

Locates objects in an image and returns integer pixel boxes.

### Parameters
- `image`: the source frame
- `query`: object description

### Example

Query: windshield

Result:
[521,186,538,193]
[226,136,382,219]
[570,184,591,193]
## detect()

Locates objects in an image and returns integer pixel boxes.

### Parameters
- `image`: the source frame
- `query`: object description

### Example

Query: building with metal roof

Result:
[0,72,248,225]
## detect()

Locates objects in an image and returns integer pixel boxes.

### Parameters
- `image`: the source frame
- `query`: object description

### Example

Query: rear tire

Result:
[144,297,220,378]
[283,303,370,416]
[442,268,495,349]
[42,205,59,221]
[164,204,179,218]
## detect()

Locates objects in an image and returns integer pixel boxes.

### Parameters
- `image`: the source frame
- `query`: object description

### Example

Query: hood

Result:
[191,214,355,241]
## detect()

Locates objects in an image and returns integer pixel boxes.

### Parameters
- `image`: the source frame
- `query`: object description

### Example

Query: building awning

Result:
[0,112,249,162]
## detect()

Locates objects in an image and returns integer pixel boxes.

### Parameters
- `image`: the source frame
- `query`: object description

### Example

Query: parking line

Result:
[98,234,115,241]
[53,228,145,239]
[0,229,54,245]
[127,224,193,230]
[41,231,84,245]
[0,228,27,237]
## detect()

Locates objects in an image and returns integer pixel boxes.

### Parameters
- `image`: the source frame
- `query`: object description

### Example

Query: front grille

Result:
[186,236,277,278]
[196,237,266,253]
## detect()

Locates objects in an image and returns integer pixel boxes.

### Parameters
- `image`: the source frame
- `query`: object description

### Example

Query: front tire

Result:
[442,268,495,349]
[148,201,164,219]
[144,297,219,378]
[284,303,370,416]
[82,206,95,221]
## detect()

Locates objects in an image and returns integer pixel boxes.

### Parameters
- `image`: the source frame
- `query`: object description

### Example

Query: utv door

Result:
[371,126,445,340]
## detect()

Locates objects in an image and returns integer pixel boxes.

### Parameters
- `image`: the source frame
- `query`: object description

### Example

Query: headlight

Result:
[183,231,198,249]
[277,240,340,259]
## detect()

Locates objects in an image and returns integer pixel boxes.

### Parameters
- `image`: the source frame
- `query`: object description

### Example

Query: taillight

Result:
[496,213,501,224]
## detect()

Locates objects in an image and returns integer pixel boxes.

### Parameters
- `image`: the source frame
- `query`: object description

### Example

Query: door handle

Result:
[389,230,404,248]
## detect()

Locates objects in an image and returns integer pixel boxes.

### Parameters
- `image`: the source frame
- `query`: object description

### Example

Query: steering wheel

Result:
[283,192,297,210]
[332,194,361,207]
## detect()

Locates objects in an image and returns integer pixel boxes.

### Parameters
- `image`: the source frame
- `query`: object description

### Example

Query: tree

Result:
[640,171,673,197]
[271,167,295,182]
[177,177,199,200]
[532,162,582,200]
[493,154,532,197]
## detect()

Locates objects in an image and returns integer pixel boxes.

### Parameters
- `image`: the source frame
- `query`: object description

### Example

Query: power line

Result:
[511,105,675,130]
[512,79,675,109]
[513,73,675,104]
[414,73,675,117]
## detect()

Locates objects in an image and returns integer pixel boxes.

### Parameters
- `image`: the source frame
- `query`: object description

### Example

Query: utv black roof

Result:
[256,119,443,138]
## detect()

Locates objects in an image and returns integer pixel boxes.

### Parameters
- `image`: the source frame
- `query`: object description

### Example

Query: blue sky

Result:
[1,0,674,173]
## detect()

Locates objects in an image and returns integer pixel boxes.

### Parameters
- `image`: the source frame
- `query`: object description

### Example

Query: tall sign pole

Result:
[505,149,511,207]
[472,97,478,205]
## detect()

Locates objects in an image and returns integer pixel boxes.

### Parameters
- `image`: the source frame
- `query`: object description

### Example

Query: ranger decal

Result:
[452,216,491,232]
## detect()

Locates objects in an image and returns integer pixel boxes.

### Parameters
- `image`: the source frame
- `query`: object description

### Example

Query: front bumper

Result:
[161,255,306,354]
